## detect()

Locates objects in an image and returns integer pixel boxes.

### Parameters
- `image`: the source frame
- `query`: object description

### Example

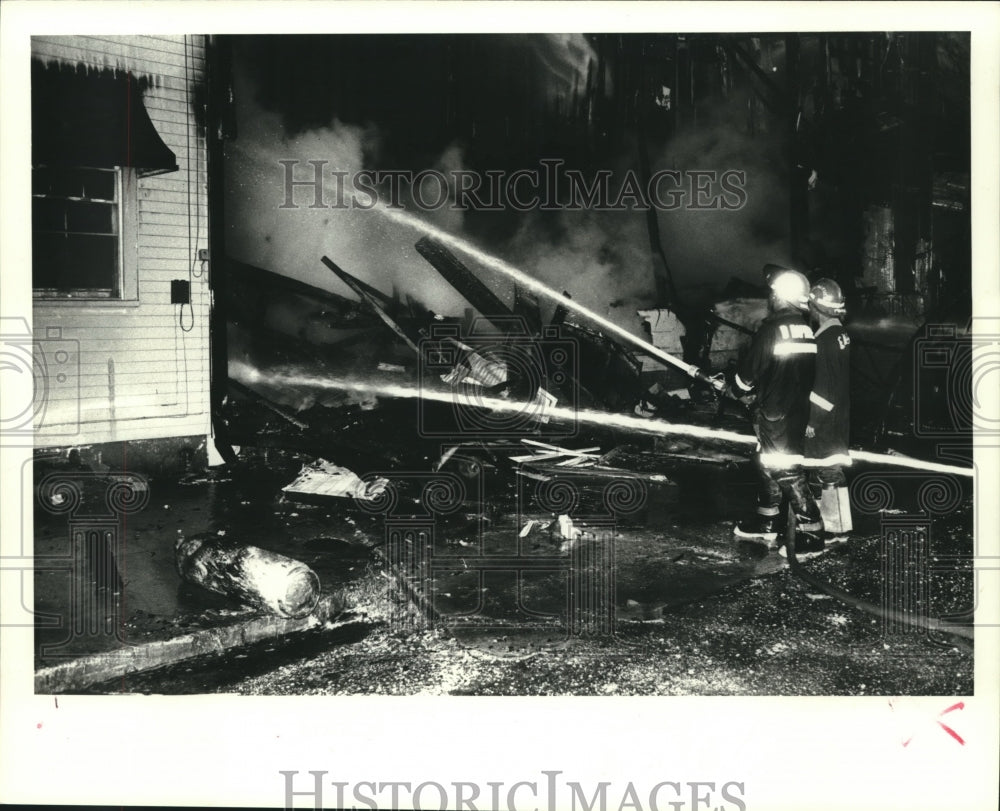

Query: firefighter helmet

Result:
[768,269,811,311]
[809,278,846,317]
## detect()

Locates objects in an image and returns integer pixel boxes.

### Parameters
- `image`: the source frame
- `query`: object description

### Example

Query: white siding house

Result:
[30,35,211,451]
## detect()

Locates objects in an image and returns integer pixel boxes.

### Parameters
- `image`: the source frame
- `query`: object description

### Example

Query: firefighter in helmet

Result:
[730,268,826,557]
[805,278,853,541]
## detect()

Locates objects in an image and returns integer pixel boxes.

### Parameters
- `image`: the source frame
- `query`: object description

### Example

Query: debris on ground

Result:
[282,458,390,504]
[508,439,602,467]
[176,532,321,619]
[440,344,508,387]
[556,514,580,540]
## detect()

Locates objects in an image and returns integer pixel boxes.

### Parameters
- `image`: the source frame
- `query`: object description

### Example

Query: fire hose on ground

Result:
[305,213,982,648]
[782,511,975,651]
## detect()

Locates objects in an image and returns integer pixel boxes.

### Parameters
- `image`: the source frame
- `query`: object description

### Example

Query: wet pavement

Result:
[33,437,975,696]
[32,453,383,671]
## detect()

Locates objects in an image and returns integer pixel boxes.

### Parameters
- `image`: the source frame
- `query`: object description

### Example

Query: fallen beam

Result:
[228,378,309,429]
[415,236,517,332]
[513,286,543,334]
[319,255,394,308]
[372,206,727,388]
[321,256,421,353]
[228,257,372,314]
[33,598,354,694]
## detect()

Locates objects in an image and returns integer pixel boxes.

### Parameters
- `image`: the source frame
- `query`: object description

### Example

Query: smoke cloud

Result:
[225,73,472,318]
[226,62,658,340]
[226,36,808,345]
[651,99,791,299]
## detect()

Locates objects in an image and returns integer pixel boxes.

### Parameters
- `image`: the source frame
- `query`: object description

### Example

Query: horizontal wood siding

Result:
[32,35,211,448]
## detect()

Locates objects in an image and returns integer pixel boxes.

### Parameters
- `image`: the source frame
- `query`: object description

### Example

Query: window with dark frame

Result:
[32,166,124,299]
[31,58,178,302]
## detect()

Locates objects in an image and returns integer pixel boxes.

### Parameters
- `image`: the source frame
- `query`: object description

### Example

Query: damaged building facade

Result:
[29,35,211,472]
[22,32,979,697]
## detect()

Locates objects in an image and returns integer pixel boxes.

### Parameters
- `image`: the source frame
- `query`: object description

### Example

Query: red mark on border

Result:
[936,701,965,745]
[902,701,965,747]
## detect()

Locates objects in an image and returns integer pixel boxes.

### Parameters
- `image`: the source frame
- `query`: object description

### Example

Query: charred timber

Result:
[319,256,394,308]
[230,258,373,314]
[513,286,543,335]
[414,237,517,332]
[551,291,572,327]
[321,256,421,353]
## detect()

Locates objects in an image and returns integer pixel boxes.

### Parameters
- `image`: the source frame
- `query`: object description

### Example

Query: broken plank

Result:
[320,256,393,307]
[321,257,421,353]
[556,456,596,467]
[282,459,390,502]
[520,438,602,457]
[228,378,309,429]
[509,451,577,463]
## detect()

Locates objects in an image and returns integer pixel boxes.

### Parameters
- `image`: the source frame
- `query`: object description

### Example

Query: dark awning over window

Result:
[32,61,178,176]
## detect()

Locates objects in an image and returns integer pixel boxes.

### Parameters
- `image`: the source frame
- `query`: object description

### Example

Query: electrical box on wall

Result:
[171,279,191,304]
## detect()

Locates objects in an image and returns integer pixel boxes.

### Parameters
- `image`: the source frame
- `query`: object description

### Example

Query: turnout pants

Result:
[753,416,822,532]
[808,463,846,498]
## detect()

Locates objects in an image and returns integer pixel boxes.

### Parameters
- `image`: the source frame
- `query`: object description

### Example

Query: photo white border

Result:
[2,3,998,809]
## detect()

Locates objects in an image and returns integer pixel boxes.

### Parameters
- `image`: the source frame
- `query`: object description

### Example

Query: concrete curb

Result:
[35,595,345,694]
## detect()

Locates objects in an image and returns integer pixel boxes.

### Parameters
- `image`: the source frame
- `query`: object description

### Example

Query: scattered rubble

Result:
[282,459,390,504]
[508,439,602,468]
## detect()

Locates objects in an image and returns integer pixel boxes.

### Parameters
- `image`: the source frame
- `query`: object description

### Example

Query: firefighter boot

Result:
[734,512,780,547]
[779,530,826,560]
[779,477,826,559]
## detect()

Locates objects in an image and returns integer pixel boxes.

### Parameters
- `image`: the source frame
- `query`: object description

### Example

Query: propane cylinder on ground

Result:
[817,484,853,534]
[176,533,320,618]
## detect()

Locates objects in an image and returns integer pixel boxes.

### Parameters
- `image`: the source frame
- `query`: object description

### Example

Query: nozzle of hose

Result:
[692,368,727,391]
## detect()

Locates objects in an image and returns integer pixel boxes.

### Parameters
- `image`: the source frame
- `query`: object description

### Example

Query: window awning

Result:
[32,61,179,176]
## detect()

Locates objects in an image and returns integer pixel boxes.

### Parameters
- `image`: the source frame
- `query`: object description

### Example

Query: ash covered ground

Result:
[81,392,974,697]
[35,257,976,697]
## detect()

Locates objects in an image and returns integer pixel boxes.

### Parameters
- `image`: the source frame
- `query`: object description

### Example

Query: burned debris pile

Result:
[204,237,772,627]
[222,236,750,474]
[209,236,972,637]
